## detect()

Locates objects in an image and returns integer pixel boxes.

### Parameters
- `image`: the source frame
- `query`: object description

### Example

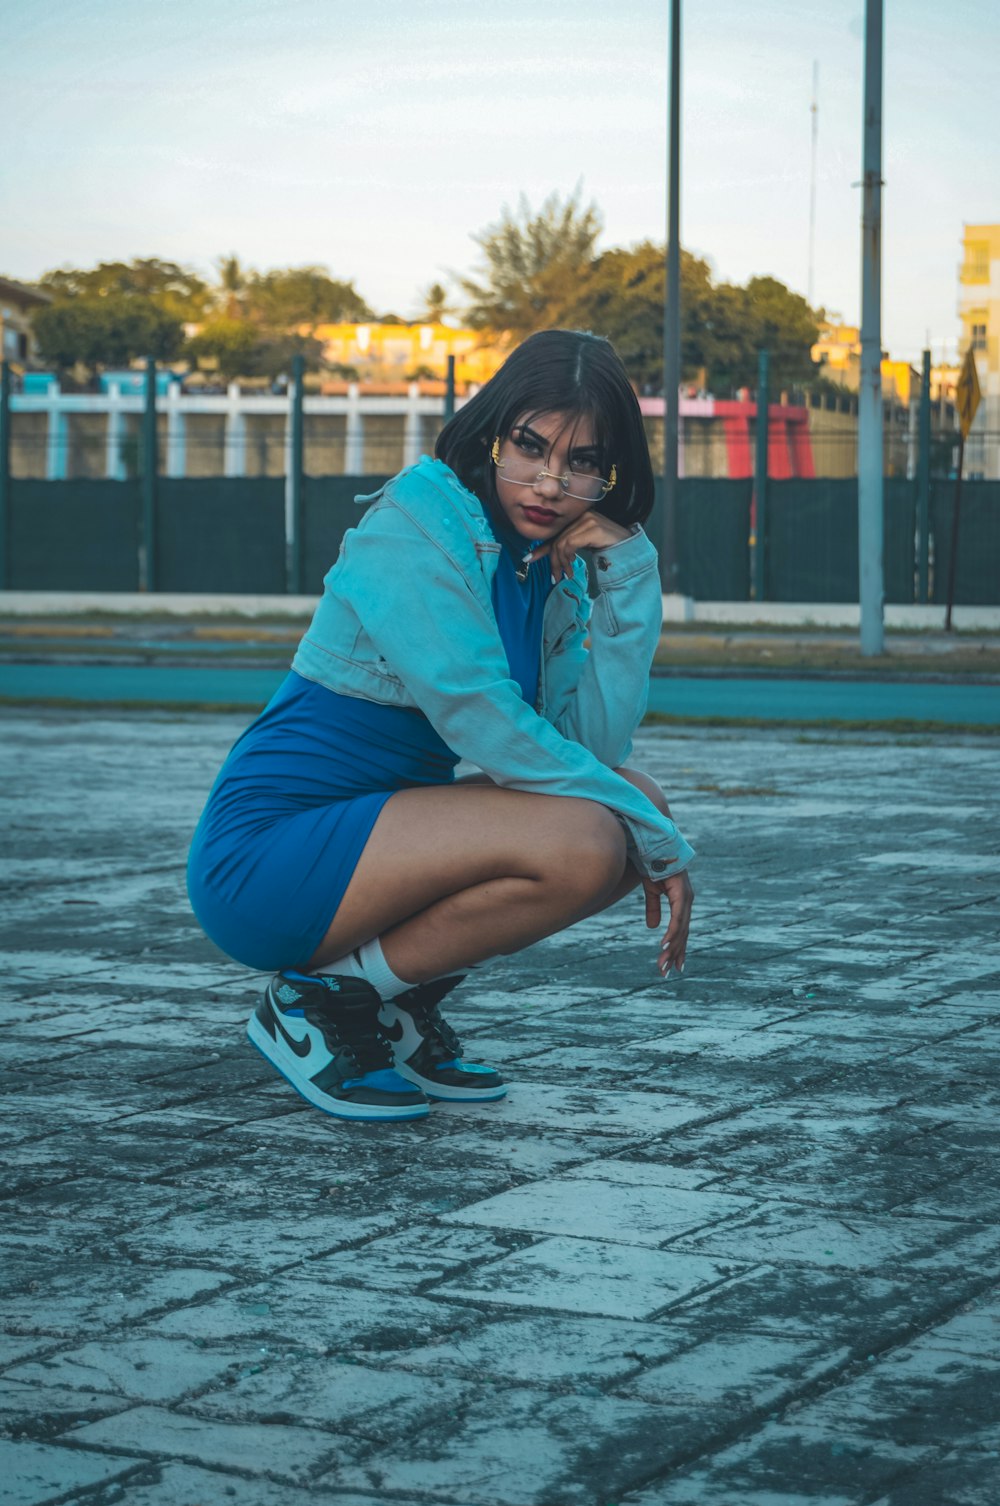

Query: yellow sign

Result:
[956,346,982,440]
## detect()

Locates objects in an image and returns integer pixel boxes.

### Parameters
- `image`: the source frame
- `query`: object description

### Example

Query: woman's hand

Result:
[642,869,694,977]
[526,514,632,584]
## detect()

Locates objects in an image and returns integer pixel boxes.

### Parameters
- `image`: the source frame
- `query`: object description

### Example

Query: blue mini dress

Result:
[187,526,553,972]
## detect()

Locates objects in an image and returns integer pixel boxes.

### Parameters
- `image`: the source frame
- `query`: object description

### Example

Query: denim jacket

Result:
[292,455,694,879]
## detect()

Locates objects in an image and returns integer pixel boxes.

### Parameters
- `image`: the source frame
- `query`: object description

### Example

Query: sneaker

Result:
[247,972,430,1121]
[378,975,506,1102]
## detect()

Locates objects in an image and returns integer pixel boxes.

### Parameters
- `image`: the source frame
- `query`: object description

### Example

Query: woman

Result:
[187,329,695,1124]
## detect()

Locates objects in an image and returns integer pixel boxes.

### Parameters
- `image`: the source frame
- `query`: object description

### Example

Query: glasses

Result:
[491,436,616,503]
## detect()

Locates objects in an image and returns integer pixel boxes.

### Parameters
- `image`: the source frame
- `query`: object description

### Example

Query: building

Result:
[811,318,917,405]
[0,276,51,367]
[310,321,504,388]
[958,223,1000,479]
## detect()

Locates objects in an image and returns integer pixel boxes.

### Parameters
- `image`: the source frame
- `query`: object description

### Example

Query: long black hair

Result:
[435,329,655,529]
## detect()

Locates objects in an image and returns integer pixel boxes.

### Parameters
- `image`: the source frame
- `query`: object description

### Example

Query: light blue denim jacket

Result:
[292,455,695,879]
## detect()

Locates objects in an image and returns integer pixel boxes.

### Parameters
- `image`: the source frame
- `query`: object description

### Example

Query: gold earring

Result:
[490,436,501,466]
[606,465,617,493]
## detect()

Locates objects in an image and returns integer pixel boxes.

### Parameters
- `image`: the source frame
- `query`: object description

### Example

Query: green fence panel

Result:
[649,478,752,599]
[302,475,389,596]
[679,478,752,600]
[156,478,286,594]
[9,479,140,590]
[767,478,857,602]
[929,480,1000,606]
[884,478,917,605]
[767,478,916,604]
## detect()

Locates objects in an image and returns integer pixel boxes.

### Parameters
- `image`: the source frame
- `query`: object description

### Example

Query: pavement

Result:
[3,705,1000,1506]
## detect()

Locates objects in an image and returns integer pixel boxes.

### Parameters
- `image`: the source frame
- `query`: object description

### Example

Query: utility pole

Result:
[808,61,819,307]
[662,0,681,594]
[858,0,884,655]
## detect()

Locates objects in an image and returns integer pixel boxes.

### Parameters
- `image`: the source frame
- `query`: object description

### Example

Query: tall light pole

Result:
[858,0,884,655]
[662,0,681,594]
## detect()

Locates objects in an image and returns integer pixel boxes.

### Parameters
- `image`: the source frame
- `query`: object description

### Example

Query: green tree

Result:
[244,267,373,331]
[214,253,250,320]
[742,275,820,387]
[39,258,209,323]
[460,189,603,339]
[34,296,185,371]
[240,333,326,382]
[417,281,452,323]
[186,317,259,381]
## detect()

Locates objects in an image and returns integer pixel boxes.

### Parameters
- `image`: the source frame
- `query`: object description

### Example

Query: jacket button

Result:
[597,556,610,570]
[651,859,668,872]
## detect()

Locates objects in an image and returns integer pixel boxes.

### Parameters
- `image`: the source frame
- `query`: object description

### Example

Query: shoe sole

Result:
[247,1015,430,1122]
[395,1061,508,1102]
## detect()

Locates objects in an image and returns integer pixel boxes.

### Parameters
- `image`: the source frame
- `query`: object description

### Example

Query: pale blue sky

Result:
[2,0,996,363]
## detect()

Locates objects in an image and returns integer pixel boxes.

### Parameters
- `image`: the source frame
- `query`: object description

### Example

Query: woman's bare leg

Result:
[305,786,629,982]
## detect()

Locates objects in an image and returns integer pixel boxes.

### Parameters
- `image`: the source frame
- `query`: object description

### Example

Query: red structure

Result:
[638,395,816,479]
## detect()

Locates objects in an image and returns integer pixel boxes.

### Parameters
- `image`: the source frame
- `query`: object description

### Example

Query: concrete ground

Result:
[2,707,999,1506]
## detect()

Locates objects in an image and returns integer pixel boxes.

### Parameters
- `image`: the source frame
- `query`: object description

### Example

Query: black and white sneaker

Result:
[378,975,506,1102]
[248,973,430,1121]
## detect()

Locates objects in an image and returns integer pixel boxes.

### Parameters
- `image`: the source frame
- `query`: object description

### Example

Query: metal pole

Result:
[286,353,305,595]
[444,354,456,423]
[140,355,158,592]
[858,0,884,655]
[0,362,10,590]
[916,349,931,604]
[752,350,770,602]
[944,432,965,632]
[662,0,681,594]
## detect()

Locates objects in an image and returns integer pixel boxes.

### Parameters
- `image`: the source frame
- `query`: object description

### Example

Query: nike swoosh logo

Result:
[269,999,312,1058]
[381,1018,404,1043]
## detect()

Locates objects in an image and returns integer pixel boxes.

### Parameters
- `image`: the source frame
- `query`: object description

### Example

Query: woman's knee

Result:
[540,799,628,902]
[615,765,671,818]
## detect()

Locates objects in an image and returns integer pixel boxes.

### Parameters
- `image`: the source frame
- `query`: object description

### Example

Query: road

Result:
[0,660,997,726]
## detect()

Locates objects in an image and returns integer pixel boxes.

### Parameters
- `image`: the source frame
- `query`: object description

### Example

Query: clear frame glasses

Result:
[490,436,616,503]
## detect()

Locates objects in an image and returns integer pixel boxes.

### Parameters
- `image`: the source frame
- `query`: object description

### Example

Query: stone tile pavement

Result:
[1,707,999,1506]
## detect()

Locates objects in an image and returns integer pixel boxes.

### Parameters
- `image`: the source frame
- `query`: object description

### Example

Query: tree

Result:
[417,281,452,323]
[214,254,250,320]
[460,189,603,340]
[34,296,185,371]
[239,333,326,382]
[243,267,373,331]
[742,276,820,388]
[561,242,749,391]
[39,258,209,323]
[186,317,259,381]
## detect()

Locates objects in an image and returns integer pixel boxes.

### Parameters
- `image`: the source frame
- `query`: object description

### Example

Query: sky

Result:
[2,0,996,366]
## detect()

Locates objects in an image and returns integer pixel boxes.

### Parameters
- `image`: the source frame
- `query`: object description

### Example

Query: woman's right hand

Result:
[641,869,694,977]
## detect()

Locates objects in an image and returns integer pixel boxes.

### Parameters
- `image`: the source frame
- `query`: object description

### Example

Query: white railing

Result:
[10,380,460,480]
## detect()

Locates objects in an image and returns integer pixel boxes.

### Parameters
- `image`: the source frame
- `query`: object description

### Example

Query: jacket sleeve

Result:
[339,501,694,880]
[542,527,661,768]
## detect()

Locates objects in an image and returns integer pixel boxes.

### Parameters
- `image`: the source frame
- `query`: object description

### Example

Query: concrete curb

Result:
[2,589,1000,631]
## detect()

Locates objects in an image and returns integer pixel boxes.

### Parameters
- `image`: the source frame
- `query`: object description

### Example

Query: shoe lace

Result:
[408,997,462,1061]
[303,1001,395,1075]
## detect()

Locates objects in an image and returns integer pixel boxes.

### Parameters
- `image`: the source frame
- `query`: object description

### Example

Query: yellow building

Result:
[958,222,1000,479]
[810,319,915,404]
[310,322,504,388]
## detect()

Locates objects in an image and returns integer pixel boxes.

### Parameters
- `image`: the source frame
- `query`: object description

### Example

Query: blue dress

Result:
[187,524,552,971]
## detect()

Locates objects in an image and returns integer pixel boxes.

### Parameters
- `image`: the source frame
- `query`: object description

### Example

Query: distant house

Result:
[959,223,999,479]
[0,275,52,366]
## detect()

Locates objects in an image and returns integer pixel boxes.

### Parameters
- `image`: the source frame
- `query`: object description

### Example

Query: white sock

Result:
[308,937,412,1000]
[303,941,493,999]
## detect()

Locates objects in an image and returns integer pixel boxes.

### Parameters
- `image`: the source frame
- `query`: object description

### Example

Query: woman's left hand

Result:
[525,514,632,584]
[642,869,694,978]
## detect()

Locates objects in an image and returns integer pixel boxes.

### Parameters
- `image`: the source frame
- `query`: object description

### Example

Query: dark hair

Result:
[435,329,655,529]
